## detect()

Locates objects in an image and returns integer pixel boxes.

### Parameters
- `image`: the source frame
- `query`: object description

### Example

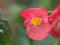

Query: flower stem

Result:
[48,11,53,15]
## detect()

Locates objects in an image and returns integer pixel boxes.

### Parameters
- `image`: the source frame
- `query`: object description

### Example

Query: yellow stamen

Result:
[31,17,42,26]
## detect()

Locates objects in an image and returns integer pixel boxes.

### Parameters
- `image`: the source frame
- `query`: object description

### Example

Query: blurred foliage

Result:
[0,0,60,45]
[0,19,12,45]
[15,0,33,6]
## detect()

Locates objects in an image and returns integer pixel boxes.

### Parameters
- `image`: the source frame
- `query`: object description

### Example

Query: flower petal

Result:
[50,31,60,38]
[52,5,60,15]
[48,5,60,38]
[20,8,48,19]
[26,23,51,40]
[48,5,60,24]
[20,8,35,19]
[50,18,60,38]
[24,18,32,27]
[35,8,48,18]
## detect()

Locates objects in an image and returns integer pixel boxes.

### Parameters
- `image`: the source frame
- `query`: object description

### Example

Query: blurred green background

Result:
[0,0,60,45]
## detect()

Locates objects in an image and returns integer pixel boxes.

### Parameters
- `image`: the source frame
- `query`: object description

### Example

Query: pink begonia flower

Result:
[21,8,51,40]
[48,5,60,38]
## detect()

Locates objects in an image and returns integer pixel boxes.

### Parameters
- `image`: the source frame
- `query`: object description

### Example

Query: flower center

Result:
[31,17,42,26]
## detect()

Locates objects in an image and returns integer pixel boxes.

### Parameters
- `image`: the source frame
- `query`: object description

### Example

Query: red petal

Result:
[50,5,60,18]
[20,8,35,19]
[50,18,60,38]
[48,5,60,24]
[26,23,51,40]
[20,8,48,19]
[52,5,60,15]
[48,5,60,38]
[35,8,48,18]
[50,32,60,38]
[24,18,32,27]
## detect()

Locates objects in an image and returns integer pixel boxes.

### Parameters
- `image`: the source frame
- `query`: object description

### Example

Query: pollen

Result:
[31,17,42,26]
